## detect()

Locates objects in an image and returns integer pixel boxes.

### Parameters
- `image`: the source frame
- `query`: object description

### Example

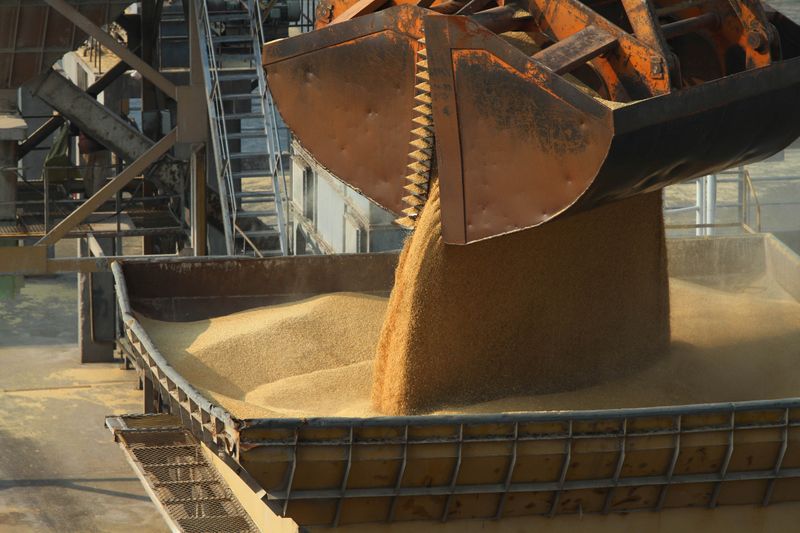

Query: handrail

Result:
[248,0,289,255]
[195,1,236,255]
[742,169,763,233]
[234,222,265,258]
[663,168,796,236]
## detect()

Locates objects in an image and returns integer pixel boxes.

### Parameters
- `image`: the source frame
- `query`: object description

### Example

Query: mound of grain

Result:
[140,292,387,418]
[451,278,800,413]
[371,179,671,414]
[142,277,800,420]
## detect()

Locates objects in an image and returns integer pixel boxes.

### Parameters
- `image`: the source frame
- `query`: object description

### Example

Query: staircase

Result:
[194,0,289,257]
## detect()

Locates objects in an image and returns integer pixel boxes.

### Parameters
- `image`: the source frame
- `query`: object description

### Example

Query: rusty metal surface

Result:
[265,1,800,244]
[314,0,445,28]
[122,252,399,321]
[0,0,131,90]
[426,14,614,244]
[427,13,800,243]
[264,6,424,215]
[583,56,800,206]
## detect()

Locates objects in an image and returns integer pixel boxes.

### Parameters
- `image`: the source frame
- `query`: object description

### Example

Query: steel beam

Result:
[533,26,618,75]
[37,128,177,246]
[191,145,207,256]
[17,52,137,159]
[29,68,182,193]
[31,69,151,161]
[78,236,116,363]
[43,0,178,101]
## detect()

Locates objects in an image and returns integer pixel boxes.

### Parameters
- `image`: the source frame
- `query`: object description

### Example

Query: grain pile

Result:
[140,292,387,419]
[458,278,800,413]
[142,276,800,419]
[372,179,671,414]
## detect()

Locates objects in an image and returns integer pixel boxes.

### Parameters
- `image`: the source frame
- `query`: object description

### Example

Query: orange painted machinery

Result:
[263,0,800,243]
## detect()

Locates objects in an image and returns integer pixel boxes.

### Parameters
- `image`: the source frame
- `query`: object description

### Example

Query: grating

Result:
[132,445,205,466]
[154,481,228,503]
[146,464,219,484]
[167,500,242,520]
[107,418,259,533]
[0,223,25,236]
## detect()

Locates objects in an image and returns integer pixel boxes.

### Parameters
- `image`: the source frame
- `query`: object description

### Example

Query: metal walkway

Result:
[106,414,258,533]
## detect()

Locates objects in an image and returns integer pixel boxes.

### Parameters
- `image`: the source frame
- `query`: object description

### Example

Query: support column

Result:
[0,142,16,221]
[0,89,25,221]
[0,90,27,299]
[142,0,165,255]
[77,237,116,362]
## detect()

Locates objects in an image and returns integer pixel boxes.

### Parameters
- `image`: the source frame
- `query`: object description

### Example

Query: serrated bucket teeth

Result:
[394,216,417,229]
[403,195,426,208]
[408,161,431,174]
[404,182,429,196]
[397,39,436,230]
[406,172,429,185]
[409,149,433,161]
[412,115,433,127]
[411,127,434,140]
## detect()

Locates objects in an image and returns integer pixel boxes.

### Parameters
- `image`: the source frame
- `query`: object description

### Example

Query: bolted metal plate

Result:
[424,14,800,244]
[263,5,424,216]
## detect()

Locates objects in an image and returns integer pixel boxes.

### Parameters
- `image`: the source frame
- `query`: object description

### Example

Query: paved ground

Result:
[0,275,168,532]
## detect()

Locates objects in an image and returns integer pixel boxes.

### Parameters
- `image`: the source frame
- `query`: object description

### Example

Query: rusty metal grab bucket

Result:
[263,2,800,244]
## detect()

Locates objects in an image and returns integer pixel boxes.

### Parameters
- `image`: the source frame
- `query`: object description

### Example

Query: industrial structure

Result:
[0,0,800,531]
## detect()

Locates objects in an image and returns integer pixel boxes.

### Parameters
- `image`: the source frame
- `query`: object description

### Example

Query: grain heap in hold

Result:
[143,276,800,419]
[372,178,671,414]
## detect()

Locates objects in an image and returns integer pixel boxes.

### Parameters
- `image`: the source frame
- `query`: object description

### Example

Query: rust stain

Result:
[262,1,800,244]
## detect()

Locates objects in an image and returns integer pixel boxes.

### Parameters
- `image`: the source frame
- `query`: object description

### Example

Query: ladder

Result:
[195,0,289,257]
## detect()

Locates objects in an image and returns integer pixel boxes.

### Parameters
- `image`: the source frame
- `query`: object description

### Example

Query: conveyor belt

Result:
[106,414,259,533]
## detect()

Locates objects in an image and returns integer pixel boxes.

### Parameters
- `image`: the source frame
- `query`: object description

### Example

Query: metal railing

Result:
[664,167,800,236]
[83,36,105,74]
[249,0,289,255]
[0,166,183,238]
[196,1,237,255]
